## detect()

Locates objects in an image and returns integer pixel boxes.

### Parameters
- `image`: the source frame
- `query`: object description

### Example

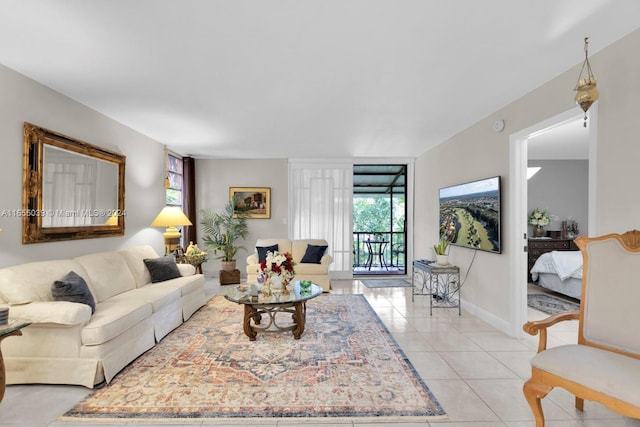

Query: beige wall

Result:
[415,28,640,330]
[0,64,168,267]
[415,114,510,323]
[195,158,289,277]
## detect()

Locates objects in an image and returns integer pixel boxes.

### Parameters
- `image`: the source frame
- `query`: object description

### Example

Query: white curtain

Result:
[288,161,353,279]
[43,160,97,227]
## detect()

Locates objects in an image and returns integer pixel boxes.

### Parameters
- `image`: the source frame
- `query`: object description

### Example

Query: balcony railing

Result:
[353,231,406,272]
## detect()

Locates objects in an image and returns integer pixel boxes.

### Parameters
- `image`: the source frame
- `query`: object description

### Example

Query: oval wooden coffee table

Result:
[225,282,322,341]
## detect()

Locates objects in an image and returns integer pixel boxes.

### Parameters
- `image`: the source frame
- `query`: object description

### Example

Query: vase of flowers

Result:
[529,208,552,238]
[259,251,296,295]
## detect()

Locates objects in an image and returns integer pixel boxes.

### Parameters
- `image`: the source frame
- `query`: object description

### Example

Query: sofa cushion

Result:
[300,244,328,264]
[119,245,160,287]
[81,299,152,346]
[256,239,292,254]
[152,275,205,297]
[108,285,181,313]
[51,271,96,314]
[295,263,331,275]
[144,256,182,283]
[0,260,93,304]
[7,300,92,325]
[75,252,137,302]
[257,244,279,262]
[0,269,38,305]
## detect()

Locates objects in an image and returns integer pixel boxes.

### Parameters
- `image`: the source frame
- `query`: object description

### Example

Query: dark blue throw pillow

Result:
[300,244,328,264]
[257,244,278,262]
[51,271,96,314]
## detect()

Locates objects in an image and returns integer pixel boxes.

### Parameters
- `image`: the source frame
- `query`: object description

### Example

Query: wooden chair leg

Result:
[523,378,552,427]
[575,396,584,411]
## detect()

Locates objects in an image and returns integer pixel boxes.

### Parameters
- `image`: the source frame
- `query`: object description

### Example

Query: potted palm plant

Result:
[200,202,249,272]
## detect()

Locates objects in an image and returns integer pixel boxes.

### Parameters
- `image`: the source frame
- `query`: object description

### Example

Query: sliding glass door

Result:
[353,164,407,275]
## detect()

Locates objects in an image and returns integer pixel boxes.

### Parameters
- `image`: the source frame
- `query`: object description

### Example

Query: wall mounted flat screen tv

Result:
[439,176,501,254]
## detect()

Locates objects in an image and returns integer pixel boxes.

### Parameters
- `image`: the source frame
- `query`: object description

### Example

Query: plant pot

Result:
[533,226,545,238]
[221,260,237,271]
[435,254,449,266]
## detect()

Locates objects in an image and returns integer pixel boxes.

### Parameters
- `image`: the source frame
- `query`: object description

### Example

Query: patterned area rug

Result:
[528,293,580,315]
[361,278,412,288]
[60,294,445,423]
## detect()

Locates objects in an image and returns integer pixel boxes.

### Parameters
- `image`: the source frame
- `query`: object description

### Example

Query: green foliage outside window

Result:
[353,195,405,232]
[353,195,406,268]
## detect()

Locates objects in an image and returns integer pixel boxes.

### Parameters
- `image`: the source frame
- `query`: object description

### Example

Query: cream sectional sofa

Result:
[0,245,206,388]
[246,238,332,291]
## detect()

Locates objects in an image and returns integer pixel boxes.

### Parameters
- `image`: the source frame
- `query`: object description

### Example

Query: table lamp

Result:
[151,207,192,254]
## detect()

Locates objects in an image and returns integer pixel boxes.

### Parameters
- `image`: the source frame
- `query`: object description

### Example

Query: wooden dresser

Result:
[528,238,579,282]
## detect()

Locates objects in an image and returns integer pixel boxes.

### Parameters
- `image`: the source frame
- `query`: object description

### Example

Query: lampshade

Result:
[151,207,192,227]
[151,207,192,254]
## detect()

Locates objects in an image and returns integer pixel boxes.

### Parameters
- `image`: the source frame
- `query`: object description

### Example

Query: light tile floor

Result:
[1,279,638,427]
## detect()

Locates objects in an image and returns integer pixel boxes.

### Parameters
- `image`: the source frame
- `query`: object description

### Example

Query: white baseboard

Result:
[460,297,515,338]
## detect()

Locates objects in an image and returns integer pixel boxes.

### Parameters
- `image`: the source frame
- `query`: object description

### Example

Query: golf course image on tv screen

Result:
[439,176,501,254]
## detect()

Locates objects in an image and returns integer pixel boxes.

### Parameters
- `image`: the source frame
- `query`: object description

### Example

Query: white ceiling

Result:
[1,0,639,159]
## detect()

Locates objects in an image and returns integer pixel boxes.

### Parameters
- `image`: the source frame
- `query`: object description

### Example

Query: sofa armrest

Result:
[247,254,259,265]
[320,255,333,266]
[177,263,196,276]
[9,301,92,326]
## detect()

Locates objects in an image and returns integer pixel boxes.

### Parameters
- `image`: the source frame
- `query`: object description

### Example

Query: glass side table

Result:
[0,319,31,403]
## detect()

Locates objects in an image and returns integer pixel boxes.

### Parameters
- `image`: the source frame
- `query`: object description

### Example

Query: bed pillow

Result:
[143,256,182,283]
[300,244,328,264]
[257,244,279,262]
[51,271,96,314]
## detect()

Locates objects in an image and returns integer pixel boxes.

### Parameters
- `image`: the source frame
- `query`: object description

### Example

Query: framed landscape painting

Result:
[229,187,271,219]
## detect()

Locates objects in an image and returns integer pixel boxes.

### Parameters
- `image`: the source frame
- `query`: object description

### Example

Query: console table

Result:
[412,260,461,315]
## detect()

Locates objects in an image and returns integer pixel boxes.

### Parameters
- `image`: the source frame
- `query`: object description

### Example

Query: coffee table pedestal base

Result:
[243,302,306,341]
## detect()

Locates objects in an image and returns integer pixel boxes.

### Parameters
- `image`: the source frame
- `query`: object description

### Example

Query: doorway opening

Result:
[352,164,407,276]
[509,105,597,337]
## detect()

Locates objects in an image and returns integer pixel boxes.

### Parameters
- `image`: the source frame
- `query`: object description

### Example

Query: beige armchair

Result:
[246,238,332,291]
[522,230,640,426]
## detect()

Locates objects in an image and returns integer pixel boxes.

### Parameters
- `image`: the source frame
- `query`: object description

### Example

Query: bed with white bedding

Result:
[529,250,583,299]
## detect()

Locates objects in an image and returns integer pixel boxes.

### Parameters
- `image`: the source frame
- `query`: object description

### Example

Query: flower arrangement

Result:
[528,208,552,227]
[259,251,296,285]
[184,242,207,264]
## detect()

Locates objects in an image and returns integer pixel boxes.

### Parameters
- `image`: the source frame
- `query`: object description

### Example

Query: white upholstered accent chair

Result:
[523,230,640,426]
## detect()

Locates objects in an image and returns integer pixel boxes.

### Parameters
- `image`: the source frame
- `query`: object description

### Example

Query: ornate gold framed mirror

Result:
[22,123,126,244]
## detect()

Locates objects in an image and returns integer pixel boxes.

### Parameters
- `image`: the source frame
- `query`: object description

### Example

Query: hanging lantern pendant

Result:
[574,37,599,127]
